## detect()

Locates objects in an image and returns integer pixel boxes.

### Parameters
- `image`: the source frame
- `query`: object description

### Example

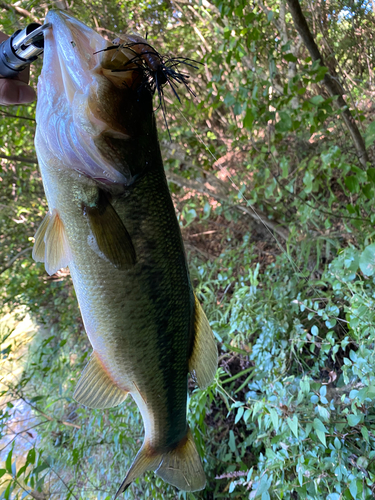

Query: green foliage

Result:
[1,0,375,499]
[195,245,375,499]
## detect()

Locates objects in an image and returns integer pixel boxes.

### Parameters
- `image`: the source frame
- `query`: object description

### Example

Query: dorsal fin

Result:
[188,294,218,389]
[74,351,128,409]
[32,209,71,275]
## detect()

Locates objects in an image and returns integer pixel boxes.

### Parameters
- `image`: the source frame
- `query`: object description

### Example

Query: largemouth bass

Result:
[33,10,217,495]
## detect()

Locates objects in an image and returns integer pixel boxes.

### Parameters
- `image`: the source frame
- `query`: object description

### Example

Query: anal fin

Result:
[188,294,218,389]
[74,351,128,409]
[32,209,71,276]
[84,190,136,270]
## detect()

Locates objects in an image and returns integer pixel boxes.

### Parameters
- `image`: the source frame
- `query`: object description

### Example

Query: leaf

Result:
[315,429,326,447]
[359,243,375,276]
[349,479,357,498]
[368,167,375,184]
[311,325,318,336]
[26,448,36,466]
[300,377,310,394]
[17,464,27,478]
[5,447,13,475]
[287,415,298,438]
[244,108,255,130]
[365,121,375,148]
[269,408,279,431]
[202,202,211,220]
[275,111,292,132]
[3,481,11,500]
[284,53,297,63]
[255,473,270,496]
[235,406,244,424]
[325,318,336,328]
[29,396,44,404]
[347,414,362,426]
[310,95,325,105]
[317,405,330,421]
[224,92,236,106]
[32,462,49,476]
[243,408,251,423]
[344,175,359,194]
[228,430,236,453]
[184,208,197,226]
[362,183,373,199]
[303,170,313,193]
[313,418,327,446]
[265,448,277,460]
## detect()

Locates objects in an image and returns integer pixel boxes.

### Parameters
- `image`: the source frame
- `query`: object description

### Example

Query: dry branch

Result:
[0,2,39,23]
[167,171,290,240]
[0,246,32,275]
[0,110,36,121]
[0,153,38,164]
[0,151,289,240]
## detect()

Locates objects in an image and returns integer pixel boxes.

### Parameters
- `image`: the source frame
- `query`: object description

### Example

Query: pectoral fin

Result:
[188,294,218,389]
[32,210,71,276]
[74,351,128,409]
[84,190,136,270]
[32,212,51,262]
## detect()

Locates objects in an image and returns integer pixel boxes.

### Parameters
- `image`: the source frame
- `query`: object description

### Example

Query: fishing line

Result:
[174,106,356,338]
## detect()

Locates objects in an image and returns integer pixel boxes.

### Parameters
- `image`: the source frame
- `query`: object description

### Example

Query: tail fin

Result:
[115,427,205,497]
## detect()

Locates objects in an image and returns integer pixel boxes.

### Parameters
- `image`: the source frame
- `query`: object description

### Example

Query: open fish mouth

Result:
[41,10,107,105]
[36,10,150,187]
[41,10,140,105]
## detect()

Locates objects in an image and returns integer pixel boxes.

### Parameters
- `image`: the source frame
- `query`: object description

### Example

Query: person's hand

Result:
[0,32,36,105]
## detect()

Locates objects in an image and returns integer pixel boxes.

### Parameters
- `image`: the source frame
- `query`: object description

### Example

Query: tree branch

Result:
[0,154,289,239]
[0,153,38,164]
[0,246,33,275]
[8,386,82,430]
[0,2,39,22]
[286,0,370,169]
[167,171,290,240]
[0,109,36,121]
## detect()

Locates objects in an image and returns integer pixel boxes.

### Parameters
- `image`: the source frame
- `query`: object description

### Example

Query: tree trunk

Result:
[286,0,370,169]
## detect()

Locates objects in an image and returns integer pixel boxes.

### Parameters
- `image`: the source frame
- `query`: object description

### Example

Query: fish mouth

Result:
[36,10,155,187]
[42,10,104,104]
[42,10,139,105]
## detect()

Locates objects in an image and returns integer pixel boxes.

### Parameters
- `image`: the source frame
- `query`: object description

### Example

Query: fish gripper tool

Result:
[0,22,51,78]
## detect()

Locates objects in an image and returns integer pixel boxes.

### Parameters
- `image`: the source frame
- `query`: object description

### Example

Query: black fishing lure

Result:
[98,35,200,138]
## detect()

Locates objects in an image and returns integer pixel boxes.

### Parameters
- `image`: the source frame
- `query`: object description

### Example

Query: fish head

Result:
[36,10,159,189]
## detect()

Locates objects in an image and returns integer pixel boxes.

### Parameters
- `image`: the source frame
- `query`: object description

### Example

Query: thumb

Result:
[0,79,36,105]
